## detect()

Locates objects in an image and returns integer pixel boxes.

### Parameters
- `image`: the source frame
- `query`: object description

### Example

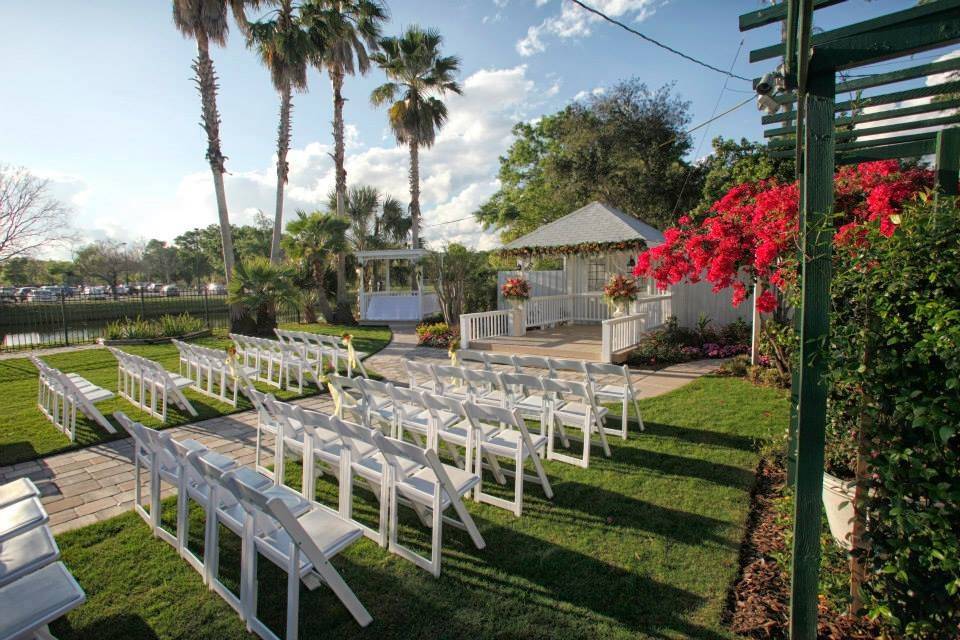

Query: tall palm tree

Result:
[247,1,316,264]
[172,0,258,289]
[283,210,349,323]
[377,195,410,245]
[302,0,386,323]
[370,26,462,249]
[327,184,379,254]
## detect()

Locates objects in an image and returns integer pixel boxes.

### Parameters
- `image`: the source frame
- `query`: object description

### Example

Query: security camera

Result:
[756,71,779,96]
[757,93,780,115]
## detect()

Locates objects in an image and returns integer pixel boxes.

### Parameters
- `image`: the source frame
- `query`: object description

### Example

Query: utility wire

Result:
[425,215,474,228]
[670,39,745,216]
[658,95,755,150]
[566,0,752,82]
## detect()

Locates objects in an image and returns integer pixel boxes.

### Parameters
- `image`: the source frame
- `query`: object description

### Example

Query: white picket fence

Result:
[525,293,610,327]
[600,294,673,362]
[460,309,512,348]
[497,270,565,309]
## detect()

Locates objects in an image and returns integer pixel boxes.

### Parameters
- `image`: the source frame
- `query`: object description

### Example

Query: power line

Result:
[671,39,744,216]
[658,95,755,150]
[566,0,752,82]
[425,215,474,228]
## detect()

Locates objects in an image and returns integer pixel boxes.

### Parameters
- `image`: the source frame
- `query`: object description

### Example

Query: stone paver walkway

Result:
[0,342,102,361]
[0,325,722,534]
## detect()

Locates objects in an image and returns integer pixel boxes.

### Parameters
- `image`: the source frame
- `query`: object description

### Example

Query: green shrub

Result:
[627,316,751,367]
[103,314,204,340]
[717,355,749,377]
[828,195,960,637]
[157,313,203,336]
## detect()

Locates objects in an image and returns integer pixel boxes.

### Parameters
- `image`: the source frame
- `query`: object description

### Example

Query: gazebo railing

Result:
[460,309,512,348]
[525,293,609,328]
[600,294,672,361]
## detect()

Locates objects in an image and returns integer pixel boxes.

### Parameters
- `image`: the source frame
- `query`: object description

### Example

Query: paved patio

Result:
[0,326,722,534]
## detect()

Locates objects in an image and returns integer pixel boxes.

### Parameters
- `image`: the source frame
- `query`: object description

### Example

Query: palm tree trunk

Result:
[331,68,353,323]
[271,82,292,264]
[313,264,336,323]
[408,141,421,249]
[194,31,235,284]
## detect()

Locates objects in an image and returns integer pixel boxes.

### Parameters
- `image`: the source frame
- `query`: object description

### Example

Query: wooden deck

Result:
[470,324,608,361]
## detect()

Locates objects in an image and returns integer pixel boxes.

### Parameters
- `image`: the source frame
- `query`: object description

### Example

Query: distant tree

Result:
[425,244,496,325]
[692,137,795,218]
[227,256,297,334]
[233,212,273,259]
[247,0,314,264]
[0,257,53,285]
[173,227,216,285]
[476,79,700,238]
[371,25,462,249]
[0,165,72,264]
[282,210,349,323]
[141,239,180,283]
[74,241,139,293]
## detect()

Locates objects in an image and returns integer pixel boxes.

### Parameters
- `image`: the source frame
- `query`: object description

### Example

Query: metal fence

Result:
[0,289,301,352]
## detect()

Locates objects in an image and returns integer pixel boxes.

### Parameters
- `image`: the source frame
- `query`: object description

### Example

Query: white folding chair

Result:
[327,374,368,425]
[421,394,505,484]
[0,522,60,589]
[353,378,396,434]
[404,359,441,394]
[586,361,644,438]
[371,432,485,577]
[0,478,40,509]
[501,372,551,438]
[31,357,116,439]
[220,470,371,639]
[432,364,470,401]
[512,354,552,375]
[542,378,611,468]
[462,368,509,408]
[0,562,86,640]
[464,403,553,517]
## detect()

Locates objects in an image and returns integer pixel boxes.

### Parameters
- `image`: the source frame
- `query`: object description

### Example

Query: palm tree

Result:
[227,256,297,334]
[370,26,462,249]
[301,0,386,322]
[377,195,410,245]
[172,0,257,290]
[247,1,316,264]
[283,210,349,323]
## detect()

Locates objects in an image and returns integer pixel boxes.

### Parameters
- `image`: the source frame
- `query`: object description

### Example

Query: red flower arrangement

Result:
[501,277,530,300]
[633,160,933,313]
[603,273,638,303]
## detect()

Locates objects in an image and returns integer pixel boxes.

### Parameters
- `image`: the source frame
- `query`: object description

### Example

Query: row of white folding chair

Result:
[246,391,488,576]
[230,334,289,390]
[406,360,611,468]
[31,356,116,441]
[0,478,87,640]
[457,349,644,439]
[276,329,368,378]
[108,347,198,422]
[327,375,554,516]
[172,340,251,407]
[114,411,372,640]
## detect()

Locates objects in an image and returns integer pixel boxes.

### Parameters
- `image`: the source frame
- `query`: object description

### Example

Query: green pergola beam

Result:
[789,67,835,640]
[750,0,960,63]
[769,119,957,147]
[765,56,960,98]
[769,137,937,161]
[738,0,844,32]
[935,128,960,195]
[764,98,960,135]
[763,80,960,124]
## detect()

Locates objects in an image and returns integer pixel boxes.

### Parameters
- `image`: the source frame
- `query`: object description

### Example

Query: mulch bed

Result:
[725,458,885,639]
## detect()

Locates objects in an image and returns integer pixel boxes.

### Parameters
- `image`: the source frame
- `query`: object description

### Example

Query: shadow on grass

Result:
[54,614,161,640]
[602,444,756,491]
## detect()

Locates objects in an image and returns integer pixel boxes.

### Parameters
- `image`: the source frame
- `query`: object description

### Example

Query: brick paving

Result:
[0,325,722,534]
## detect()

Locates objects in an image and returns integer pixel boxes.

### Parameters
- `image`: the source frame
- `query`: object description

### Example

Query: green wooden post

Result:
[934,127,960,196]
[789,68,835,640]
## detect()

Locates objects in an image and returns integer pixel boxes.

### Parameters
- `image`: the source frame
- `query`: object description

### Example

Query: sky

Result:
[0,0,928,259]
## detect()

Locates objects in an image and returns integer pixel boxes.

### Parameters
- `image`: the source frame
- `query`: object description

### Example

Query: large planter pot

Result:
[822,471,857,550]
[507,298,525,311]
[611,299,629,318]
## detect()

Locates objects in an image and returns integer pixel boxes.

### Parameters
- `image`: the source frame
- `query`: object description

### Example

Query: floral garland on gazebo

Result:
[498,239,647,259]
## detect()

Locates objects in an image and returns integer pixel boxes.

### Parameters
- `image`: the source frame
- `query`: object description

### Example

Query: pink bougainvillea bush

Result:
[632,160,934,314]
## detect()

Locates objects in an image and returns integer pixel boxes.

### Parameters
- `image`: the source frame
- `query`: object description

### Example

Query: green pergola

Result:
[738,1,960,638]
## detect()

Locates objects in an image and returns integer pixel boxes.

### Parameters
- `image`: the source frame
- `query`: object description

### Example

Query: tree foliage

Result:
[424,244,496,324]
[0,165,73,264]
[475,79,699,239]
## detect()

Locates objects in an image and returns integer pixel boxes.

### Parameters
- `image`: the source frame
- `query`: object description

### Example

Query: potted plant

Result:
[603,273,638,318]
[501,277,530,310]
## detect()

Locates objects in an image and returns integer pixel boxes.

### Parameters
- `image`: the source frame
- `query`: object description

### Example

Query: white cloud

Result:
[573,86,606,101]
[53,65,544,256]
[518,0,661,57]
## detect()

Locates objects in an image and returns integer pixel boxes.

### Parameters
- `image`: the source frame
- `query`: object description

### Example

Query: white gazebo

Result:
[355,248,440,323]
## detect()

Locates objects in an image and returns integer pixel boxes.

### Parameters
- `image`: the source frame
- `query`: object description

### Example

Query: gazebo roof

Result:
[354,248,429,263]
[499,202,664,257]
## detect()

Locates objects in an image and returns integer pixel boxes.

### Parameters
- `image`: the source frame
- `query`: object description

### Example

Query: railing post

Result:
[59,292,69,346]
[601,319,612,363]
[202,287,210,327]
[460,315,470,348]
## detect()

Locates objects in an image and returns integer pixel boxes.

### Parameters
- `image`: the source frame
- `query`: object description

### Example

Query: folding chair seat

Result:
[432,364,470,401]
[404,359,440,394]
[221,470,372,638]
[0,498,48,543]
[542,378,611,469]
[0,478,39,509]
[371,432,485,577]
[465,403,553,517]
[0,562,85,640]
[0,525,59,588]
[586,361,644,438]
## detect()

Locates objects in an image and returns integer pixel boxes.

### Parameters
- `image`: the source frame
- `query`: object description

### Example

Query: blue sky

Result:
[0,0,921,258]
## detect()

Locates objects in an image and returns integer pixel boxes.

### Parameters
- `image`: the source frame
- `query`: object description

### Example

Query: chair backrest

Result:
[330,416,377,461]
[540,377,591,401]
[482,352,519,371]
[513,355,551,371]
[463,401,520,432]
[585,361,632,388]
[462,368,505,397]
[370,432,430,482]
[433,364,467,385]
[420,392,465,418]
[356,377,392,400]
[456,350,488,368]
[500,372,544,395]
[548,357,588,377]
[329,373,364,397]
[404,359,436,386]
[390,385,425,421]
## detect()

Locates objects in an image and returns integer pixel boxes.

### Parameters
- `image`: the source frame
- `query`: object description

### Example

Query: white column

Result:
[357,263,366,321]
[750,280,762,365]
[385,259,391,292]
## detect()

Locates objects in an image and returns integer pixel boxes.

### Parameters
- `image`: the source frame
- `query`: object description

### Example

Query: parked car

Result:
[162,284,179,297]
[15,287,35,301]
[206,282,227,295]
[26,288,57,303]
[83,286,108,300]
[113,284,129,296]
[0,287,18,302]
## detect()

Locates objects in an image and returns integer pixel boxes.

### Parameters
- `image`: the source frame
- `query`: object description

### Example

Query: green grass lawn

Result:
[0,323,391,466]
[50,376,788,640]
